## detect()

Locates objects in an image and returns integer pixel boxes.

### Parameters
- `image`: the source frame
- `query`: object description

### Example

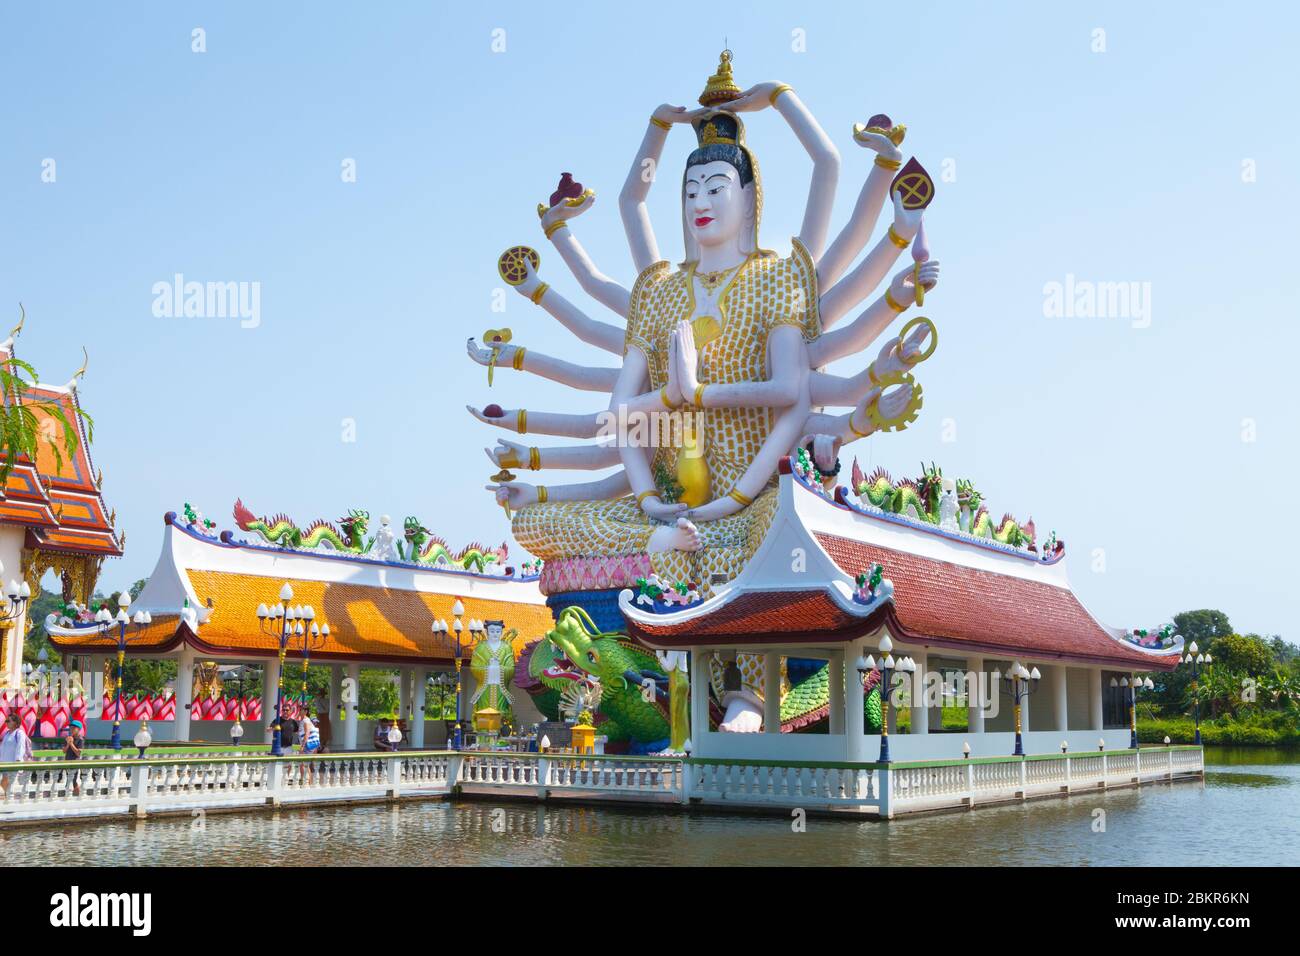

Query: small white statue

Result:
[938,477,959,531]
[371,515,400,562]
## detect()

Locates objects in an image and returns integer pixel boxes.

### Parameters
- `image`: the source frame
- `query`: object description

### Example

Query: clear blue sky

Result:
[2,2,1295,639]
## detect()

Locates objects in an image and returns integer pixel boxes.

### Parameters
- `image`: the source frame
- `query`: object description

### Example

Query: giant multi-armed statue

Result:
[468,52,942,750]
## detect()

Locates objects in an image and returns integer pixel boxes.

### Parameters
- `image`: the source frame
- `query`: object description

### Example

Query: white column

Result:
[174,647,195,743]
[328,665,341,718]
[1053,665,1069,731]
[846,645,866,760]
[689,650,711,750]
[1089,668,1104,730]
[398,667,411,727]
[763,653,780,733]
[411,668,427,748]
[911,650,929,735]
[262,657,281,744]
[342,662,360,750]
[967,656,985,734]
[828,653,844,735]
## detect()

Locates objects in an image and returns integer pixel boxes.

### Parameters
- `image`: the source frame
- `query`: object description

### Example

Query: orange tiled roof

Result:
[0,369,121,556]
[184,570,554,662]
[46,614,184,651]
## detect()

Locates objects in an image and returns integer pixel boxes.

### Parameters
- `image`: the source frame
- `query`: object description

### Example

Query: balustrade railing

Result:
[0,745,1204,823]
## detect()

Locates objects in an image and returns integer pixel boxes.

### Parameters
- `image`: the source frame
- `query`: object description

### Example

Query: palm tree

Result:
[1,304,94,483]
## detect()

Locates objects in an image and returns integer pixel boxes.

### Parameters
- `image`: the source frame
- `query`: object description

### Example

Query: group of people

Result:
[2,713,88,798]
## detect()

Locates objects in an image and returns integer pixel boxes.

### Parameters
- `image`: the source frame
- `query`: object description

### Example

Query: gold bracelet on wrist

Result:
[517,409,528,434]
[849,410,872,438]
[636,489,660,507]
[650,116,671,131]
[536,485,548,504]
[529,283,549,306]
[660,386,675,410]
[512,347,527,370]
[528,446,541,471]
[874,155,902,171]
[728,488,754,507]
[543,219,568,239]
[769,84,793,107]
[692,383,707,409]
[887,224,911,249]
[885,288,907,313]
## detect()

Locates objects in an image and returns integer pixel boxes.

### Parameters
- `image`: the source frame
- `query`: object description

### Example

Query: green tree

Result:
[1208,633,1274,676]
[1172,609,1232,648]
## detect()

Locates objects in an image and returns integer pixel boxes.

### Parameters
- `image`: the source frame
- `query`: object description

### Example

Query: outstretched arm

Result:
[485,438,621,472]
[817,125,904,288]
[539,194,632,317]
[819,189,923,330]
[620,104,702,273]
[809,320,936,407]
[808,260,939,367]
[514,260,625,356]
[467,338,618,393]
[467,404,603,439]
[489,470,632,512]
[727,83,840,262]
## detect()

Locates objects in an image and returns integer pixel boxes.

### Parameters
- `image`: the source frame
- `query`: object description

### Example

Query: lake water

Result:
[3,748,1295,866]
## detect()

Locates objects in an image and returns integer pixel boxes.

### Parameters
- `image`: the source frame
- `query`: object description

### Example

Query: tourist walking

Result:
[63,719,85,796]
[1,713,34,798]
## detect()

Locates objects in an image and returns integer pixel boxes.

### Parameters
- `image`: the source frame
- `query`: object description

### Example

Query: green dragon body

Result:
[850,462,1035,547]
[233,499,372,553]
[399,517,507,572]
[515,609,883,750]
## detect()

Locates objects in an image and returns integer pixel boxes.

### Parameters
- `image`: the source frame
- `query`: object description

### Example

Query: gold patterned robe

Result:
[513,240,820,592]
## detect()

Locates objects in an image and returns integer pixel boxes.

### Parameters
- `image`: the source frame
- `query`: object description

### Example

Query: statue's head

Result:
[683,112,760,261]
[484,619,505,642]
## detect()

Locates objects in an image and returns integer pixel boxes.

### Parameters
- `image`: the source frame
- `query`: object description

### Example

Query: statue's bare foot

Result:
[648,517,703,553]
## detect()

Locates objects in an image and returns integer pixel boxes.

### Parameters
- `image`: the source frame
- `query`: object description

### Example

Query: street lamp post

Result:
[295,618,328,713]
[1182,642,1212,746]
[857,635,915,764]
[93,592,152,751]
[1001,661,1041,756]
[255,582,308,757]
[1113,673,1156,749]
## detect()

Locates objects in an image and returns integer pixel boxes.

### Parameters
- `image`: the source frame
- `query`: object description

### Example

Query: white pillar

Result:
[911,650,929,735]
[828,653,844,735]
[689,650,711,750]
[328,665,341,717]
[398,667,411,727]
[411,668,427,748]
[967,656,985,734]
[1089,668,1104,731]
[1053,665,1069,731]
[846,645,866,760]
[763,653,780,733]
[174,647,195,743]
[262,657,281,744]
[342,662,360,750]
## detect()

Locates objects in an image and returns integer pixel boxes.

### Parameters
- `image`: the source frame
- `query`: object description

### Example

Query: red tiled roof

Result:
[626,534,1175,670]
[813,532,1176,670]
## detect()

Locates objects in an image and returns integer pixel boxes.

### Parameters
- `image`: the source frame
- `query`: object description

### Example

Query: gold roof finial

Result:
[699,49,742,107]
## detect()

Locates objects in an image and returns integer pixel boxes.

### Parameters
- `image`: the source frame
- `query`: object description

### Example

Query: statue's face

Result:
[684,161,748,249]
[486,623,504,642]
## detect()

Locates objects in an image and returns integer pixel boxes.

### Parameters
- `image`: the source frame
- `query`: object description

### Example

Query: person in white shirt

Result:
[1,713,33,797]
